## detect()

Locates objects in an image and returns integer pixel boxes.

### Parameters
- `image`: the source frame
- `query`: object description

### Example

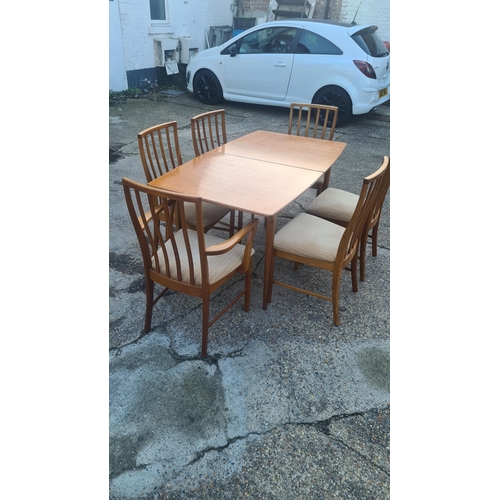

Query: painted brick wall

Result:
[239,0,389,41]
[118,0,234,71]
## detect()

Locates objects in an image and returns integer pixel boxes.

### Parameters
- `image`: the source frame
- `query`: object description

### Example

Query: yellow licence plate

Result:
[378,88,388,98]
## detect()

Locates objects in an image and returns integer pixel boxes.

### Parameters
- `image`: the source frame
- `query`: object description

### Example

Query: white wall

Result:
[338,0,390,42]
[109,0,128,91]
[117,0,235,72]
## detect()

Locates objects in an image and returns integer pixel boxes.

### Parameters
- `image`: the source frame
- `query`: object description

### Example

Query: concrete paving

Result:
[109,91,390,499]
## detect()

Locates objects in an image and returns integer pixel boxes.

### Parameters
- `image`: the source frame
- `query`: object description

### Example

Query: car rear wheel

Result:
[313,86,352,127]
[193,69,223,105]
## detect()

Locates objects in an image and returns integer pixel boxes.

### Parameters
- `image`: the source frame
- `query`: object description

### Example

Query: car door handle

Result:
[274,62,287,67]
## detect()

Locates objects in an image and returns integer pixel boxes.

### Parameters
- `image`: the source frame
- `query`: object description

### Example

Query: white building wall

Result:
[337,0,390,42]
[109,0,128,91]
[118,0,235,72]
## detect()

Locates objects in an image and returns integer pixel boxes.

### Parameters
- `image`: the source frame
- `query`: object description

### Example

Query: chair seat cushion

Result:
[157,229,254,285]
[274,213,345,262]
[184,202,229,228]
[306,187,358,223]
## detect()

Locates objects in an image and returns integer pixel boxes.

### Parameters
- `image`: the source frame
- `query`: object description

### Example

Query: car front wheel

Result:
[193,69,223,105]
[313,86,352,127]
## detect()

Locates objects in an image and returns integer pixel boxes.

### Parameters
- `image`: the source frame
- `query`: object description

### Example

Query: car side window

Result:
[297,30,343,55]
[221,27,299,55]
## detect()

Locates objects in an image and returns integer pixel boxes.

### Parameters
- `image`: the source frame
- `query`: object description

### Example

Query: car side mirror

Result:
[230,44,237,57]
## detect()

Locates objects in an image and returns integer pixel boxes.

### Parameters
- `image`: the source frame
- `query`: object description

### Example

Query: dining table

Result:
[149,130,346,309]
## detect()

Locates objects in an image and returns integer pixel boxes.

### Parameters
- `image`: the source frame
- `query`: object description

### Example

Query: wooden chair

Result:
[288,103,339,195]
[138,121,234,235]
[191,109,228,156]
[268,156,389,326]
[305,156,390,281]
[191,109,248,231]
[122,177,259,358]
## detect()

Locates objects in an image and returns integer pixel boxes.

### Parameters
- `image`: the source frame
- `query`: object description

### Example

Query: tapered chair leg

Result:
[371,221,380,257]
[359,230,368,282]
[332,271,342,326]
[144,279,154,333]
[201,298,209,358]
[244,268,252,311]
[351,252,359,293]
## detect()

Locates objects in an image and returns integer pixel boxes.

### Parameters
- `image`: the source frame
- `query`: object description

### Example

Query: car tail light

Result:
[353,60,377,79]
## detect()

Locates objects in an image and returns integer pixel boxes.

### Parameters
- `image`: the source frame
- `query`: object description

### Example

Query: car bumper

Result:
[352,84,390,115]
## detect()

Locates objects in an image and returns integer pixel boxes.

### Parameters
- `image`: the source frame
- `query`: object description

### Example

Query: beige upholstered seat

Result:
[269,157,389,326]
[305,188,358,224]
[305,157,390,281]
[158,229,254,286]
[122,177,259,358]
[138,120,232,233]
[288,103,339,195]
[274,213,345,262]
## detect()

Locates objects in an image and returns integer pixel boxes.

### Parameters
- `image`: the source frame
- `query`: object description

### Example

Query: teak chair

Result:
[191,109,249,231]
[191,109,228,157]
[138,121,234,234]
[288,103,339,195]
[122,177,259,358]
[305,156,390,281]
[268,156,389,326]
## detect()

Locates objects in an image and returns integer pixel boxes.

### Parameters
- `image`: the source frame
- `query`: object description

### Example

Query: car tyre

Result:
[193,69,223,105]
[313,86,352,127]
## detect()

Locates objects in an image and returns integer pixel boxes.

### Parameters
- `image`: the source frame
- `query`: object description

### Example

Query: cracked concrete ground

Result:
[109,93,390,499]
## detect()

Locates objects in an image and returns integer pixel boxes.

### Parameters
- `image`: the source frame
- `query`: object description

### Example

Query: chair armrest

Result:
[138,204,165,230]
[206,218,259,255]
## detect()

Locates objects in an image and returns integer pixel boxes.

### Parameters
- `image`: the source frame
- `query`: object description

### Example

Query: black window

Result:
[296,30,343,55]
[351,27,389,57]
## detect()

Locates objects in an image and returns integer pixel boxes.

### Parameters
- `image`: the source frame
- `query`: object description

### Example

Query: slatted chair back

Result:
[122,177,259,357]
[191,110,227,157]
[288,103,338,141]
[337,156,390,275]
[138,121,182,182]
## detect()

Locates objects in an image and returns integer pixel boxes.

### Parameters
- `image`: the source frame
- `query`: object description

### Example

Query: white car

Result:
[186,19,390,126]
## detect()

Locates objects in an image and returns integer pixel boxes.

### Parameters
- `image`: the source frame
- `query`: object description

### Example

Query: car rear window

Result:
[297,30,343,55]
[351,27,389,57]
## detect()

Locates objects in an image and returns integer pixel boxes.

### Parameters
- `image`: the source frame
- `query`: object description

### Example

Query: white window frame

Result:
[149,0,169,23]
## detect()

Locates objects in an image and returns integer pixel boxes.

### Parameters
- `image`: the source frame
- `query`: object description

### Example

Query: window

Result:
[297,30,343,55]
[351,28,389,57]
[222,27,299,55]
[150,0,166,21]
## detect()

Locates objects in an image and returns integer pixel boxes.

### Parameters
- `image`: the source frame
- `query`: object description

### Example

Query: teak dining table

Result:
[149,130,346,309]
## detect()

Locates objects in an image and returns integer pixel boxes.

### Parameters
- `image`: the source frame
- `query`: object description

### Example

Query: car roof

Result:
[264,19,377,35]
[277,19,353,27]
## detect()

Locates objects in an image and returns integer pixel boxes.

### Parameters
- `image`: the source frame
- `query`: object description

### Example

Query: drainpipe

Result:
[324,0,331,19]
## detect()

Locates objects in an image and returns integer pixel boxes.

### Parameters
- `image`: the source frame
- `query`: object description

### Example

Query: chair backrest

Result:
[191,109,227,157]
[288,103,338,141]
[138,121,183,183]
[122,177,209,288]
[337,156,390,267]
[366,158,390,234]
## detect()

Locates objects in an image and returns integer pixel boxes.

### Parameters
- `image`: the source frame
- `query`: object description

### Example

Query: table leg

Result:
[263,215,276,310]
[321,166,332,193]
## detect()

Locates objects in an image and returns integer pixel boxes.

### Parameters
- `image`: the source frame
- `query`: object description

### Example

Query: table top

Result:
[221,130,346,172]
[149,131,347,217]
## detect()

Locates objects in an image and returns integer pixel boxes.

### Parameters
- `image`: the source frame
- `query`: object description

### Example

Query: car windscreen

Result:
[351,27,389,57]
